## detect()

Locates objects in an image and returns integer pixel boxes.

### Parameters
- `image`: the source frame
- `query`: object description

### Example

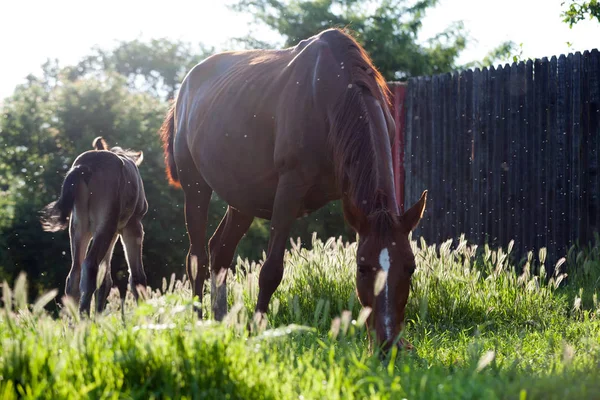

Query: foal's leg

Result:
[95,233,119,313]
[209,206,254,321]
[79,219,118,315]
[255,172,308,317]
[182,180,213,317]
[121,218,147,301]
[66,214,91,303]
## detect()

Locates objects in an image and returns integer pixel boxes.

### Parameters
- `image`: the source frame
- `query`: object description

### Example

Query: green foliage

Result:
[68,38,214,101]
[229,0,515,79]
[2,237,600,399]
[562,0,600,27]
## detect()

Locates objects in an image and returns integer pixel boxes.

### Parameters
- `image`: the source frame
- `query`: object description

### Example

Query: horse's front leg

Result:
[182,179,213,318]
[254,171,309,322]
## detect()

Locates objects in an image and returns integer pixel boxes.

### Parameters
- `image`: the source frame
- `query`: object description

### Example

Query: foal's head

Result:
[353,191,427,354]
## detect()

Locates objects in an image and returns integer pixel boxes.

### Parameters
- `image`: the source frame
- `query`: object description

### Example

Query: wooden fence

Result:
[389,49,600,265]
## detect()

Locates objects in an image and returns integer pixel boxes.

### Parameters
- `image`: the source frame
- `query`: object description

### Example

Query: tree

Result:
[68,38,213,101]
[229,0,515,79]
[562,0,600,27]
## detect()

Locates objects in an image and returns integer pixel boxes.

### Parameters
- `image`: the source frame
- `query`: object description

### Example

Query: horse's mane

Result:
[111,146,143,162]
[326,29,396,236]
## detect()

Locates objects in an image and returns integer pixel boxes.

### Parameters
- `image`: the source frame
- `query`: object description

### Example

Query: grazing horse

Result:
[160,28,427,352]
[40,137,148,315]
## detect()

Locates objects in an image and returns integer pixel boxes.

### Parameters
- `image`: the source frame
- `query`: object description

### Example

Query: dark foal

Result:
[40,137,148,315]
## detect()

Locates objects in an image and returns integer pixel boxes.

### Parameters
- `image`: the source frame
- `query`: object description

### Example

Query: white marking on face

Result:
[379,248,390,272]
[379,248,392,340]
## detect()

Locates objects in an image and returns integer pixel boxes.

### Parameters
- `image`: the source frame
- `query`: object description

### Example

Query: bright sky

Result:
[1,0,599,101]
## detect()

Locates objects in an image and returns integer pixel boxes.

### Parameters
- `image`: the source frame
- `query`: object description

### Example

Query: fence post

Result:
[388,82,407,213]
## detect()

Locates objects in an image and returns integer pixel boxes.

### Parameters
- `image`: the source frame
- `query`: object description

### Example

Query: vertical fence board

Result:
[457,71,467,240]
[404,78,415,222]
[490,66,503,247]
[483,67,494,243]
[450,72,460,242]
[581,51,591,246]
[556,55,569,257]
[464,69,474,240]
[427,75,443,243]
[471,68,482,244]
[547,56,558,265]
[424,76,434,242]
[533,59,542,256]
[536,58,549,261]
[571,53,582,248]
[415,77,425,238]
[432,75,445,243]
[442,73,453,243]
[565,54,574,250]
[417,77,428,239]
[524,60,535,256]
[516,62,527,259]
[590,49,600,237]
[507,63,519,257]
[500,64,510,249]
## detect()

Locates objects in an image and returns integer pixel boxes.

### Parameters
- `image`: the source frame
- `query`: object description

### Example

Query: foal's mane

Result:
[326,29,396,236]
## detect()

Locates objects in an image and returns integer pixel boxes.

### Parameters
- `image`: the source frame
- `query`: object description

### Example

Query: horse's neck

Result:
[365,121,399,216]
[371,150,400,215]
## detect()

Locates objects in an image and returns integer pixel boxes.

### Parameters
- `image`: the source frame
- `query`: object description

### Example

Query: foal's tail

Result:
[159,102,181,188]
[40,165,92,232]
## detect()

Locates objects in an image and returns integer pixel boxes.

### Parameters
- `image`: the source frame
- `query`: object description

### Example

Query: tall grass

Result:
[2,234,600,399]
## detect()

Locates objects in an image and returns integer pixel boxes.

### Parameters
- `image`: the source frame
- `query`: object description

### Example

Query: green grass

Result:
[2,234,600,399]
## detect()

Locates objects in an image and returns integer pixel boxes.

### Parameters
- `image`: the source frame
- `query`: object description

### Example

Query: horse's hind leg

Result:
[121,218,147,302]
[79,219,118,315]
[66,212,91,303]
[209,206,254,321]
[95,233,119,314]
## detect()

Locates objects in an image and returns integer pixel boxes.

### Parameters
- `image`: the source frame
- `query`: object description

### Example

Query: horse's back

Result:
[72,150,146,231]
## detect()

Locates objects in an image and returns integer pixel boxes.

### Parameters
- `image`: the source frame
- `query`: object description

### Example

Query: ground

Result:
[1,234,600,399]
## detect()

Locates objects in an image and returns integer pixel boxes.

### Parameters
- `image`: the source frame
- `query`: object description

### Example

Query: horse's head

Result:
[354,190,427,354]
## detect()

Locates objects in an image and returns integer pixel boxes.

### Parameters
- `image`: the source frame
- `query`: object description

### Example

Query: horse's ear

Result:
[93,136,108,150]
[132,151,144,166]
[400,190,427,233]
[343,199,368,234]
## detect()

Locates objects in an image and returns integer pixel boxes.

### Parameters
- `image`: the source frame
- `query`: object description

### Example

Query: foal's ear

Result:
[132,151,144,166]
[92,136,108,150]
[400,190,427,233]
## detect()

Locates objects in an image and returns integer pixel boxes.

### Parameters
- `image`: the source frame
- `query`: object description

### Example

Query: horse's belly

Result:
[196,139,279,218]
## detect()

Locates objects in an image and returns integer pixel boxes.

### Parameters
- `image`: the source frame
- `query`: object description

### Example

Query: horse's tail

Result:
[159,102,181,188]
[40,165,92,232]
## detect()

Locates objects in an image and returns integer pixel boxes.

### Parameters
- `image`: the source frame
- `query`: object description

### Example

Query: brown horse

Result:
[160,28,427,352]
[40,137,148,315]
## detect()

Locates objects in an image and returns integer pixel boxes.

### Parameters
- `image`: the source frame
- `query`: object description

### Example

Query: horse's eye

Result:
[357,265,370,277]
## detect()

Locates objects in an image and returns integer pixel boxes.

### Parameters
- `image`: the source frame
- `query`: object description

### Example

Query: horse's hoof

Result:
[398,337,415,352]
